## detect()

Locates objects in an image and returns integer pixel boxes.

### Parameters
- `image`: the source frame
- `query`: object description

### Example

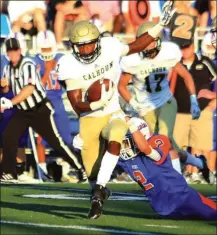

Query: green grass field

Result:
[0,183,216,235]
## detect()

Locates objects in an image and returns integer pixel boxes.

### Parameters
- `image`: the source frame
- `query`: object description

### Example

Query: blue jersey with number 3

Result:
[118,134,217,219]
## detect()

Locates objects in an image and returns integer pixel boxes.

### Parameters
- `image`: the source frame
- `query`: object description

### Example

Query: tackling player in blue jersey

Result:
[117,116,216,220]
[73,114,216,220]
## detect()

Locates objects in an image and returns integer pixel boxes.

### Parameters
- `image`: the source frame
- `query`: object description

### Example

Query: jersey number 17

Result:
[145,73,166,93]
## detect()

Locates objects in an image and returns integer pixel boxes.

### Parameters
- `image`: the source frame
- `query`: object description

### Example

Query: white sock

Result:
[172,158,182,174]
[39,162,48,175]
[96,151,119,187]
[185,152,203,169]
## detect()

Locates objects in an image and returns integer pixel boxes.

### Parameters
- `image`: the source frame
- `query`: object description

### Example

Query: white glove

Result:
[160,0,176,27]
[73,134,84,151]
[129,98,154,116]
[129,98,142,111]
[90,80,115,111]
[0,97,13,113]
[127,117,140,134]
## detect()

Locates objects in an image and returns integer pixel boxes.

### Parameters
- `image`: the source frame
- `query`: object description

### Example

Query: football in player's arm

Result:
[56,0,176,220]
[58,1,175,116]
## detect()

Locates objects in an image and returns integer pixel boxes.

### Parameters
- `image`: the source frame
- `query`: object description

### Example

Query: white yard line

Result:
[0,220,159,235]
[144,224,179,228]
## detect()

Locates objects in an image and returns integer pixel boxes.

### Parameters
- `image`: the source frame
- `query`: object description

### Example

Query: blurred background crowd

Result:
[0,0,216,184]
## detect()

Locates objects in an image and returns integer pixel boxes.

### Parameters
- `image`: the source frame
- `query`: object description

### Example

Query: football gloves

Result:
[129,97,155,117]
[190,95,201,120]
[0,97,13,113]
[160,0,176,27]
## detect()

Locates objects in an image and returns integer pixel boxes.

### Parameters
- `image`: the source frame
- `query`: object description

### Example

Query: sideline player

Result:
[73,116,216,220]
[32,30,86,182]
[118,21,202,174]
[57,1,176,217]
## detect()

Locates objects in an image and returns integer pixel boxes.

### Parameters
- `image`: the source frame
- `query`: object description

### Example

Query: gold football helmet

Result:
[69,20,101,64]
[137,22,162,59]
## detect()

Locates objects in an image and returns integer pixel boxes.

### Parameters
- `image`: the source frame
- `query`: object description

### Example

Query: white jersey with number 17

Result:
[120,42,182,111]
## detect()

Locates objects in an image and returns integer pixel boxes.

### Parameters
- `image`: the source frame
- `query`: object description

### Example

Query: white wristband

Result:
[90,100,105,111]
[146,147,161,161]
[147,23,163,38]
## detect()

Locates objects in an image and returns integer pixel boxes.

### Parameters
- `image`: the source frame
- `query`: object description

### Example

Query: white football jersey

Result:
[57,37,128,117]
[121,42,182,112]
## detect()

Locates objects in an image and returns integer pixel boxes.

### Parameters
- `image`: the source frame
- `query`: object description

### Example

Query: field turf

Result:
[0,183,216,235]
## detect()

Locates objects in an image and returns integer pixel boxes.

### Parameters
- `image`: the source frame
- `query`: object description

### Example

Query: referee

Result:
[0,38,86,182]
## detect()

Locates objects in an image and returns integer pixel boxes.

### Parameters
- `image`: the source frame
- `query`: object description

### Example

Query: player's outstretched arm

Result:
[127,0,176,55]
[126,117,161,161]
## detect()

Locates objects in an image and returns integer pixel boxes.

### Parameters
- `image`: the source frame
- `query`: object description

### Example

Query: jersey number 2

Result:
[133,170,154,191]
[145,73,165,93]
[172,15,194,40]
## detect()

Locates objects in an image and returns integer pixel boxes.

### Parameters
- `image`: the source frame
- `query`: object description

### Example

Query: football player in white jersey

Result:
[57,1,176,219]
[118,21,202,174]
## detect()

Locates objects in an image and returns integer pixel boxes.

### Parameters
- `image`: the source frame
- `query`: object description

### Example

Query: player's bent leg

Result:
[88,116,128,219]
[97,117,128,187]
[166,187,217,220]
[183,187,217,220]
[197,193,217,220]
[80,115,110,178]
[158,97,177,138]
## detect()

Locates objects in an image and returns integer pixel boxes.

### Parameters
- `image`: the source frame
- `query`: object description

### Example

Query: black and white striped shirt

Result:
[3,56,46,110]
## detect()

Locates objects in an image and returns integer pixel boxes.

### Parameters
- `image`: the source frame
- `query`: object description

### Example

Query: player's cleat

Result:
[196,155,210,183]
[0,173,18,183]
[184,172,192,184]
[191,172,207,184]
[78,168,88,183]
[88,184,108,219]
[209,171,217,185]
[88,196,104,219]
